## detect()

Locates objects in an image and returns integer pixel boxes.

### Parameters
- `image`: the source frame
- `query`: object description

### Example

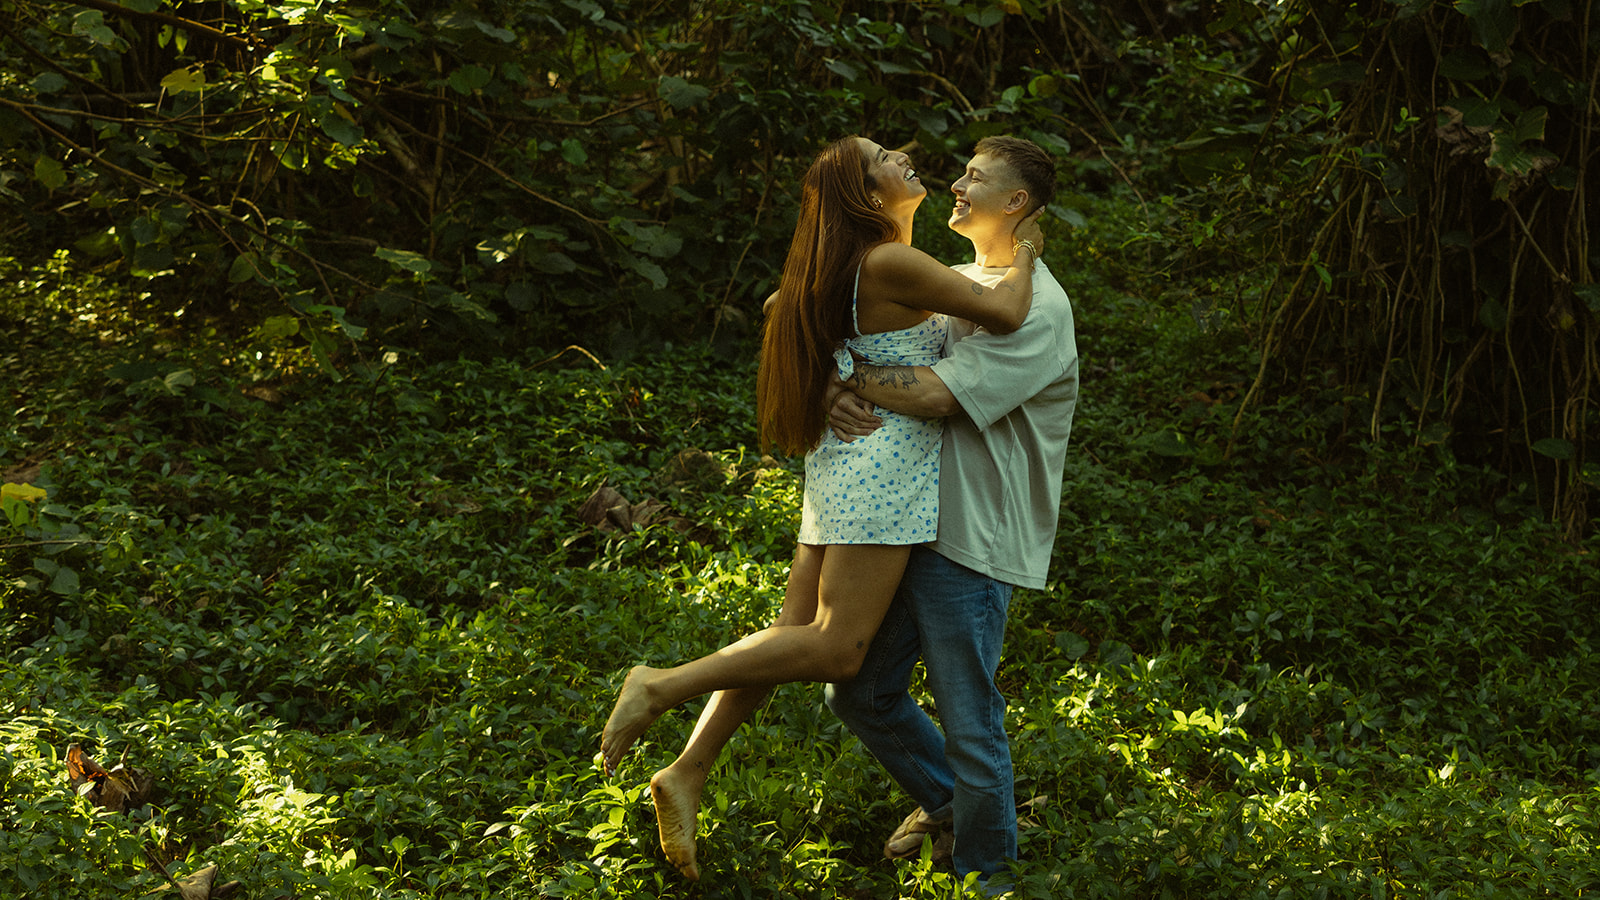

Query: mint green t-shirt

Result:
[926,260,1079,590]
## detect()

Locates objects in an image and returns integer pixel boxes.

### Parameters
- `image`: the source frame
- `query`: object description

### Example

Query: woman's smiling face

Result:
[857,138,926,215]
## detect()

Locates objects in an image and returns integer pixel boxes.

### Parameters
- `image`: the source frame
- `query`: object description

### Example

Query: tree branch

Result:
[67,0,259,54]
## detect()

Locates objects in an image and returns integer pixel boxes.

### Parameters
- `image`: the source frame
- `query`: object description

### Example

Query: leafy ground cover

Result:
[3,246,1598,899]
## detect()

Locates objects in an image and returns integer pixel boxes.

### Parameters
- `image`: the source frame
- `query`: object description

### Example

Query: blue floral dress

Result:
[798,269,948,545]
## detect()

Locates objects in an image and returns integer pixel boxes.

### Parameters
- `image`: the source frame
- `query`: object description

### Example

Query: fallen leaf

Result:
[65,743,152,812]
[143,862,242,899]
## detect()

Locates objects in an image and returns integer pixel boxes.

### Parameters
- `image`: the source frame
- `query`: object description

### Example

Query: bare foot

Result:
[650,767,702,881]
[601,666,663,775]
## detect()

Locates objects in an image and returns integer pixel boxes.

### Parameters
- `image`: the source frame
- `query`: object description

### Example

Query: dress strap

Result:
[850,258,865,337]
[834,258,869,380]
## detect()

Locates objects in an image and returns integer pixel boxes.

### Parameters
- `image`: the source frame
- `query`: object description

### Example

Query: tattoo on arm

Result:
[970,281,984,295]
[851,366,919,390]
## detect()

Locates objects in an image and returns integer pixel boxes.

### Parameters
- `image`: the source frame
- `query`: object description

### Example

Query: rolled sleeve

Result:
[933,304,1074,430]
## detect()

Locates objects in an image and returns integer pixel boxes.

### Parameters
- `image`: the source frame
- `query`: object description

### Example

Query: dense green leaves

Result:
[1,0,1119,359]
[5,237,1600,897]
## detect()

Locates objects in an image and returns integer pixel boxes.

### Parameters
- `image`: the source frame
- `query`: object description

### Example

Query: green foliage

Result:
[0,0,1154,363]
[5,247,1600,898]
[1143,0,1600,534]
[4,2,1599,894]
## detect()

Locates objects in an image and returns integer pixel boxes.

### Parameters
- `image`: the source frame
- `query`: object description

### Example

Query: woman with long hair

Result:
[601,135,1043,881]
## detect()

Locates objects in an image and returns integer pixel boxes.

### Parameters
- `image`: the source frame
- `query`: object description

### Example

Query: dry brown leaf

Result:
[65,743,151,813]
[144,863,242,900]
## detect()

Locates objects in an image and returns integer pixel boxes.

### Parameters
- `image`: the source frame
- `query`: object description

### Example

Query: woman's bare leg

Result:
[649,545,826,880]
[601,542,909,774]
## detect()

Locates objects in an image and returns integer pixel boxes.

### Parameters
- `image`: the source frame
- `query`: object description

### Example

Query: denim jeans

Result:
[825,545,1016,884]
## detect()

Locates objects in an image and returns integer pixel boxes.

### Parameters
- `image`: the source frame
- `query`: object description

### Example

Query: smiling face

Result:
[948,152,1028,243]
[856,138,926,217]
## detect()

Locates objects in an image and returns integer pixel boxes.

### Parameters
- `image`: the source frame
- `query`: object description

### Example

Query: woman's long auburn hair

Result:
[758,136,901,456]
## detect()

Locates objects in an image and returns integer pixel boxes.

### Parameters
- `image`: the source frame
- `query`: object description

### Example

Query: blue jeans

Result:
[825,546,1016,883]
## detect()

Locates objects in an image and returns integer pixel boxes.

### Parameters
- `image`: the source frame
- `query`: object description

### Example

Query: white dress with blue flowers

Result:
[797,269,948,545]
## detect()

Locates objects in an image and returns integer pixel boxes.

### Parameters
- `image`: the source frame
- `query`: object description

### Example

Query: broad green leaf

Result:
[375,247,433,274]
[272,141,307,170]
[161,68,207,93]
[128,216,161,245]
[257,315,300,340]
[131,244,175,277]
[449,65,493,95]
[824,59,859,81]
[1,483,47,504]
[1532,438,1574,460]
[658,76,709,110]
[308,330,342,380]
[49,566,80,596]
[1054,631,1089,660]
[228,253,259,283]
[319,53,355,81]
[907,105,948,136]
[163,369,195,393]
[33,156,66,190]
[3,497,31,529]
[1510,107,1548,144]
[327,14,370,39]
[1455,0,1516,53]
[73,10,118,47]
[1486,134,1545,176]
[624,254,667,289]
[1036,132,1073,156]
[447,292,497,322]
[1444,96,1500,128]
[560,139,588,165]
[532,252,577,274]
[473,20,516,42]
[1098,640,1134,671]
[30,72,68,94]
[562,0,605,21]
[1546,166,1578,189]
[966,6,1004,27]
[320,108,364,146]
[615,220,683,259]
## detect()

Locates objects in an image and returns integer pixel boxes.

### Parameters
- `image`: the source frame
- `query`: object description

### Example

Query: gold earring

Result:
[871,197,883,210]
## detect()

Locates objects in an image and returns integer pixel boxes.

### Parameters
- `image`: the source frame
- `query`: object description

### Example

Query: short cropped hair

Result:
[974,135,1057,213]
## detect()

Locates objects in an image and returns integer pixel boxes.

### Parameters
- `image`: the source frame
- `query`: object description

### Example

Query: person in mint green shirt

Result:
[825,135,1079,895]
